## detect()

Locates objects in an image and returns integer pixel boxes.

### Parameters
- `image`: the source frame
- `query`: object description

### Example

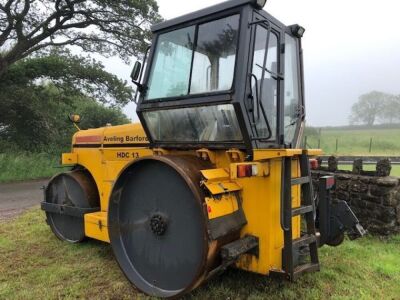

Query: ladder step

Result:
[292,205,313,216]
[293,263,320,280]
[292,234,317,248]
[291,176,310,186]
[278,155,320,282]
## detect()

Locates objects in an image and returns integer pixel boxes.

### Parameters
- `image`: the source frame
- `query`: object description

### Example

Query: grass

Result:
[338,164,400,177]
[0,152,66,183]
[1,209,399,299]
[1,126,399,183]
[305,127,400,156]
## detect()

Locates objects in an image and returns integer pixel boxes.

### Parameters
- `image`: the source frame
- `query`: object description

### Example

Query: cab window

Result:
[284,34,301,144]
[250,25,278,141]
[145,15,240,100]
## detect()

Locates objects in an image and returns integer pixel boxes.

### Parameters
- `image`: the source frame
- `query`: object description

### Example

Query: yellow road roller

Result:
[41,0,365,297]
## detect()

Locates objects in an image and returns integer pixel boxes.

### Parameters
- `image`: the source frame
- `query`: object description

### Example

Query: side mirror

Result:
[130,61,142,82]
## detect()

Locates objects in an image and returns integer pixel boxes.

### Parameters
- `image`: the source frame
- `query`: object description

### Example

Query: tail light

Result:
[237,164,258,178]
[310,159,319,170]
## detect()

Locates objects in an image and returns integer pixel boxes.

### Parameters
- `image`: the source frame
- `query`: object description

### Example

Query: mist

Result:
[99,0,400,126]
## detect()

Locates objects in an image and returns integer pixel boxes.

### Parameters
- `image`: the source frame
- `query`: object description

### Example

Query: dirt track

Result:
[0,179,49,220]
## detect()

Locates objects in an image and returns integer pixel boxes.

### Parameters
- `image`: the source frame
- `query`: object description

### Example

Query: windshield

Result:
[145,14,240,100]
[143,104,243,142]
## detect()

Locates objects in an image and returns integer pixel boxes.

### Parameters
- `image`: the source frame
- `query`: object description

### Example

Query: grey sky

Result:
[102,0,400,126]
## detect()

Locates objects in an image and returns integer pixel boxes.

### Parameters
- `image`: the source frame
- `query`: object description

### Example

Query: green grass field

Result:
[1,126,399,183]
[305,127,400,156]
[0,152,67,183]
[338,164,400,177]
[0,209,399,299]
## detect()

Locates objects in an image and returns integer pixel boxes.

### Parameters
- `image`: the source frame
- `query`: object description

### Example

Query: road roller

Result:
[41,0,366,297]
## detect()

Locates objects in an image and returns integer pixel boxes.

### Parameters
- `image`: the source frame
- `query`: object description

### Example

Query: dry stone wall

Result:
[312,157,400,235]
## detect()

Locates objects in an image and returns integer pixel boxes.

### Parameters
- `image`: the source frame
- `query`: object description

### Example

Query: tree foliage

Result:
[350,91,400,126]
[0,51,134,105]
[0,84,130,152]
[0,0,161,75]
[0,55,131,152]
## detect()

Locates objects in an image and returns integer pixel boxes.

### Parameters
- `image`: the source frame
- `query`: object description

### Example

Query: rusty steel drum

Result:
[108,155,240,298]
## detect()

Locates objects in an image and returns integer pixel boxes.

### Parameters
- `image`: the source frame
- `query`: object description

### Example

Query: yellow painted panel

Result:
[205,194,239,219]
[84,211,109,243]
[201,168,229,181]
[102,123,149,146]
[235,158,283,274]
[102,148,152,162]
[61,153,77,165]
[234,155,301,275]
[253,149,302,161]
[304,149,323,156]
[203,181,241,195]
[73,148,109,210]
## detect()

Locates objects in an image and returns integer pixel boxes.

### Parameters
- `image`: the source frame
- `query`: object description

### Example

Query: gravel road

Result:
[0,179,49,220]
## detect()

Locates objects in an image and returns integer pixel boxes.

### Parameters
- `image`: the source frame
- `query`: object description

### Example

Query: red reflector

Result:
[326,176,335,188]
[207,205,212,213]
[237,165,252,177]
[310,159,319,170]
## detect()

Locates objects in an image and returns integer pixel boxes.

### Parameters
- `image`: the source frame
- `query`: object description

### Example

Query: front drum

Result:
[108,156,240,298]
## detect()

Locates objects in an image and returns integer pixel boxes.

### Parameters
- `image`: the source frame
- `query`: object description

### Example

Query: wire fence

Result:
[304,136,376,153]
[302,133,400,155]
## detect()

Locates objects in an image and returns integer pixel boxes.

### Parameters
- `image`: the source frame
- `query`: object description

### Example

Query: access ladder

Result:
[271,152,320,280]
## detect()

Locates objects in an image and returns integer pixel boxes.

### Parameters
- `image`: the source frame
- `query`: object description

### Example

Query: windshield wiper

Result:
[255,63,283,80]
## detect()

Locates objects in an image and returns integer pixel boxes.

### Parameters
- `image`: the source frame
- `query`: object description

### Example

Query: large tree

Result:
[0,53,132,151]
[350,91,390,126]
[0,51,134,105]
[380,94,400,124]
[0,0,160,75]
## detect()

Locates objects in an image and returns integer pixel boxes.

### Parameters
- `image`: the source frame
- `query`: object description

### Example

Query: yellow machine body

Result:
[41,2,365,297]
[61,122,320,275]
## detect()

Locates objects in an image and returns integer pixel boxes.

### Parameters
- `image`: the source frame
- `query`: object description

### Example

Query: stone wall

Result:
[312,157,400,235]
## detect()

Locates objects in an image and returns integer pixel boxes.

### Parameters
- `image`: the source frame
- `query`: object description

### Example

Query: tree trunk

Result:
[0,59,9,77]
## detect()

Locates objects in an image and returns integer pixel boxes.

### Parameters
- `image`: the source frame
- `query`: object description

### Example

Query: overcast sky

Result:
[102,0,400,126]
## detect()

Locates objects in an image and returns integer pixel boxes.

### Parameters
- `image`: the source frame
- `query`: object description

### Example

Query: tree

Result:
[0,54,131,152]
[379,94,400,124]
[0,51,134,105]
[0,0,161,75]
[0,83,130,152]
[350,91,390,126]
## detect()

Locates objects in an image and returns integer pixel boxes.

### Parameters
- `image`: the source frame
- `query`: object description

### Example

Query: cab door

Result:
[246,14,282,149]
[282,31,305,148]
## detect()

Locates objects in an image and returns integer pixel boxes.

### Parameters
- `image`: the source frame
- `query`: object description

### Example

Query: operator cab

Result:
[134,0,305,155]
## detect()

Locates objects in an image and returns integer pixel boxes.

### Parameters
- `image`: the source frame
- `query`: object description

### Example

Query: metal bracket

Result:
[153,148,170,156]
[41,202,99,218]
[226,149,245,162]
[317,176,366,246]
[196,148,216,164]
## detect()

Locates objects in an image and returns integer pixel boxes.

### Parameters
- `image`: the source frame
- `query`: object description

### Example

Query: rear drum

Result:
[108,156,238,298]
